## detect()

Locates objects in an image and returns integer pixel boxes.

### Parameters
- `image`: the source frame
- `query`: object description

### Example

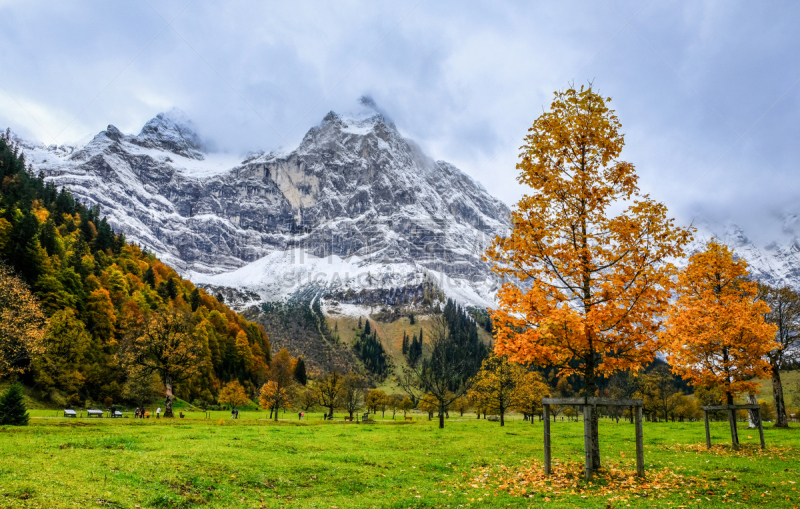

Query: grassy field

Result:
[2,412,799,508]
[754,370,800,410]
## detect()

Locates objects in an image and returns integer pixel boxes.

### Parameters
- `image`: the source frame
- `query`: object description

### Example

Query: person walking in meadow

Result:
[156,407,161,419]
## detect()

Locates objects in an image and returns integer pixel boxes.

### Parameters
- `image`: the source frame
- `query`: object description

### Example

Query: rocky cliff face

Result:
[21,105,511,308]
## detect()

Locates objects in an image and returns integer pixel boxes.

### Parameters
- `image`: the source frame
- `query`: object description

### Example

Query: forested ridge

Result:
[0,132,271,408]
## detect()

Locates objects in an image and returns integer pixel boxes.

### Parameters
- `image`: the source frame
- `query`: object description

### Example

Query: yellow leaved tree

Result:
[219,380,250,410]
[487,86,692,469]
[0,264,48,378]
[122,309,203,417]
[510,371,550,424]
[472,354,524,426]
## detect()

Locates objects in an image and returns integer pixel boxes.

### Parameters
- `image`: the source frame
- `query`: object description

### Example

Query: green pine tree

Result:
[143,267,156,288]
[189,288,201,311]
[0,383,29,426]
[294,357,308,385]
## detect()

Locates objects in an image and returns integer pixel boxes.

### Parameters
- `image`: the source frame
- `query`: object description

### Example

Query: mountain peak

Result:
[131,108,206,160]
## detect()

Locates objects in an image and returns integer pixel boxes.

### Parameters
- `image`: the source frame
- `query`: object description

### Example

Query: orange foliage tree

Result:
[486,86,692,469]
[259,348,296,420]
[661,241,778,405]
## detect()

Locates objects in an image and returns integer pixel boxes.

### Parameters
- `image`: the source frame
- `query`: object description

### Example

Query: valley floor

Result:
[1,413,799,508]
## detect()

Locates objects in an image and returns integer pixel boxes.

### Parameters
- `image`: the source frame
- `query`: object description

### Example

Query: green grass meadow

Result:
[1,412,799,508]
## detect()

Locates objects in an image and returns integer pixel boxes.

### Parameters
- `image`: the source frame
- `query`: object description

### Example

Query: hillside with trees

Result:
[0,132,271,410]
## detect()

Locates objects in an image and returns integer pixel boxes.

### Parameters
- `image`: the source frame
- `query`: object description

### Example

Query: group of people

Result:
[134,407,161,419]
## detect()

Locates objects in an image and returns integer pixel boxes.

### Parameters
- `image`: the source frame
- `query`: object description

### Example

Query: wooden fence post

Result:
[583,404,593,480]
[704,410,711,448]
[635,405,644,478]
[757,408,766,449]
[543,404,551,475]
[728,408,739,449]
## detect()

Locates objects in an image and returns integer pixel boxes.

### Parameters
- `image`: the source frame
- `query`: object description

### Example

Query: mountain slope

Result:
[0,133,271,406]
[21,105,510,310]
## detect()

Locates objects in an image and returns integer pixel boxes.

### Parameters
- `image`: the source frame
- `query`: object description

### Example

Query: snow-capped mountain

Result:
[19,104,511,309]
[688,219,800,289]
[15,104,800,311]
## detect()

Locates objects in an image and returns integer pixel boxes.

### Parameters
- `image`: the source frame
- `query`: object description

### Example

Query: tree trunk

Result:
[329,405,334,419]
[772,365,789,428]
[747,394,759,429]
[726,391,739,447]
[274,404,279,421]
[500,405,505,426]
[164,376,174,418]
[584,365,601,470]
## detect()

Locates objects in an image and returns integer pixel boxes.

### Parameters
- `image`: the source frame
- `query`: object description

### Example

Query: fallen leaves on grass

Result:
[660,442,795,460]
[448,459,707,504]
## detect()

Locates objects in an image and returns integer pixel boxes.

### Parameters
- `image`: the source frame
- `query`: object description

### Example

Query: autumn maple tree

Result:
[487,86,692,469]
[662,242,777,405]
[122,309,204,417]
[260,348,295,420]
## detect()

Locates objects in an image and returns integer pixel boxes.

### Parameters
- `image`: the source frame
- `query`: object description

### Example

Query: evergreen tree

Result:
[409,313,416,325]
[143,267,156,288]
[0,382,29,425]
[166,277,179,299]
[405,333,423,367]
[294,357,308,385]
[189,288,201,311]
[353,329,391,378]
[364,319,370,335]
[94,217,114,252]
[358,317,362,329]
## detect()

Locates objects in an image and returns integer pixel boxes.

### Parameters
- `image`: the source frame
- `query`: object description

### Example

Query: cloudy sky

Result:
[1,1,799,242]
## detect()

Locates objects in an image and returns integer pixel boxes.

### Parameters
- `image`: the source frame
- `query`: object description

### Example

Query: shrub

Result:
[0,383,29,425]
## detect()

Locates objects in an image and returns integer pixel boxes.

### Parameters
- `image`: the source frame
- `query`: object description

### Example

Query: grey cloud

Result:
[1,0,799,246]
